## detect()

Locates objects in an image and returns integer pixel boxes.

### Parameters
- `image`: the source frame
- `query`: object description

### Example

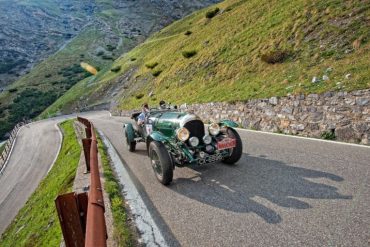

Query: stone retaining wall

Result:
[117,89,370,145]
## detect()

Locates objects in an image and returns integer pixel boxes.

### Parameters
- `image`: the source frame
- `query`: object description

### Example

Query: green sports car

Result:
[123,107,243,185]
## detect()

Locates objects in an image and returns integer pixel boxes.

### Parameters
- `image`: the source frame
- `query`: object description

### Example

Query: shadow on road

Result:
[170,153,352,224]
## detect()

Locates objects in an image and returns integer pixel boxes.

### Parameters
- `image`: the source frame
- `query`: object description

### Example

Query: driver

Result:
[137,103,149,126]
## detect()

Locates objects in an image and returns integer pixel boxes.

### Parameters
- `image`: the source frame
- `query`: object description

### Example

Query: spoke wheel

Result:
[151,151,163,180]
[149,141,173,185]
[222,128,243,165]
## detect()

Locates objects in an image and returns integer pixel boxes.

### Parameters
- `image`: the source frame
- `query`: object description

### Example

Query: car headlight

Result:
[209,123,220,136]
[176,127,190,142]
[203,135,212,144]
[189,137,199,147]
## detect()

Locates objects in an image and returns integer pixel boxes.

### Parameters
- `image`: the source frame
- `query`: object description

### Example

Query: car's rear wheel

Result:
[149,141,173,185]
[125,127,136,152]
[222,128,243,164]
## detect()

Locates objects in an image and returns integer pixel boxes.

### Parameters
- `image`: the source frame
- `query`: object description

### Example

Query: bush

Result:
[152,70,162,77]
[184,30,192,36]
[135,93,144,99]
[261,50,290,64]
[205,8,220,19]
[8,88,18,93]
[130,58,136,61]
[45,74,52,78]
[102,55,113,60]
[96,50,104,56]
[182,50,197,58]
[111,66,121,73]
[321,130,336,140]
[145,62,158,69]
[106,44,116,51]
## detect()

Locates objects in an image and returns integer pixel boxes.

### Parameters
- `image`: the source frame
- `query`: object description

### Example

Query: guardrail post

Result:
[82,138,91,173]
[85,127,91,139]
[55,192,88,247]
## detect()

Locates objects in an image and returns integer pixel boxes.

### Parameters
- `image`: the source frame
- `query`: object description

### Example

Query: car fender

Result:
[148,131,168,142]
[219,120,238,128]
[124,123,135,143]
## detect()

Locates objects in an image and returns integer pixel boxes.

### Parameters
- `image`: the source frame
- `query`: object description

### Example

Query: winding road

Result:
[1,111,369,246]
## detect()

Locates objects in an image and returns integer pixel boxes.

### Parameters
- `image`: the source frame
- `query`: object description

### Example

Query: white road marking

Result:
[47,123,63,174]
[236,128,370,149]
[99,131,168,247]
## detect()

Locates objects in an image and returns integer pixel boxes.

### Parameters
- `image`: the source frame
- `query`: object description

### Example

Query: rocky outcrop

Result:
[118,89,370,145]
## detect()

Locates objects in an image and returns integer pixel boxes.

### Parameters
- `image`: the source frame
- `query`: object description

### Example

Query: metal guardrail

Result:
[0,121,30,174]
[55,117,107,247]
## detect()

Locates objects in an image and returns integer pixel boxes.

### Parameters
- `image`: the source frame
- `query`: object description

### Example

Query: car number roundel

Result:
[146,124,153,135]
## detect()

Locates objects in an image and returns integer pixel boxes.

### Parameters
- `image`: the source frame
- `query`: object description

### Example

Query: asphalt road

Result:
[1,112,369,246]
[89,115,370,247]
[0,111,108,235]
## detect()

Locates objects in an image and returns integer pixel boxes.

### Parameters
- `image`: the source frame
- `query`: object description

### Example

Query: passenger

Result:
[159,100,166,110]
[137,103,149,125]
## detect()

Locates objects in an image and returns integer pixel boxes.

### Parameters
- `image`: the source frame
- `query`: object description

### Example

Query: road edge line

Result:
[236,128,370,149]
[46,123,64,174]
[98,130,168,247]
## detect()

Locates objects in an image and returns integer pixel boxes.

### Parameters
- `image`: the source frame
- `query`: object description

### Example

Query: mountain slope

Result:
[0,0,96,87]
[44,0,370,115]
[0,0,219,138]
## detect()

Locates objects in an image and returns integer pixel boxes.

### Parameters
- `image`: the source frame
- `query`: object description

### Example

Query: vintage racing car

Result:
[123,106,243,185]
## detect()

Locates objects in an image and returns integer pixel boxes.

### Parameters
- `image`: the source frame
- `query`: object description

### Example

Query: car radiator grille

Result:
[184,120,205,140]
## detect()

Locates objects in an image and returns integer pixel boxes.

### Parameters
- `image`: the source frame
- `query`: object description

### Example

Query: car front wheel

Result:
[149,141,173,185]
[222,128,243,164]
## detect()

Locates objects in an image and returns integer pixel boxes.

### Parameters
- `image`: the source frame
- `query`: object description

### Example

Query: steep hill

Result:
[0,0,219,138]
[0,0,95,87]
[43,0,370,116]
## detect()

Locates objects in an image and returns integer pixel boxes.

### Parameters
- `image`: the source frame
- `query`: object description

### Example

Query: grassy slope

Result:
[53,0,369,111]
[0,120,81,246]
[98,135,134,246]
[0,0,133,136]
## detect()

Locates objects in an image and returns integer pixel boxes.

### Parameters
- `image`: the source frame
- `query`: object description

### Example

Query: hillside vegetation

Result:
[0,0,219,138]
[45,0,369,114]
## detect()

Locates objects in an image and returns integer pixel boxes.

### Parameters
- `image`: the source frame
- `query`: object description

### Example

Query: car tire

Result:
[149,141,173,185]
[222,128,243,164]
[125,128,136,152]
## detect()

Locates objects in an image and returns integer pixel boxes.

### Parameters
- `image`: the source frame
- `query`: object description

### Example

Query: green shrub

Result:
[152,69,162,77]
[321,130,336,140]
[130,57,136,61]
[8,88,18,93]
[225,6,233,12]
[102,55,113,60]
[145,62,158,69]
[106,44,116,51]
[205,8,220,19]
[184,30,192,36]
[96,50,104,56]
[111,65,121,73]
[45,74,52,78]
[261,50,290,64]
[182,50,197,58]
[135,93,144,99]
